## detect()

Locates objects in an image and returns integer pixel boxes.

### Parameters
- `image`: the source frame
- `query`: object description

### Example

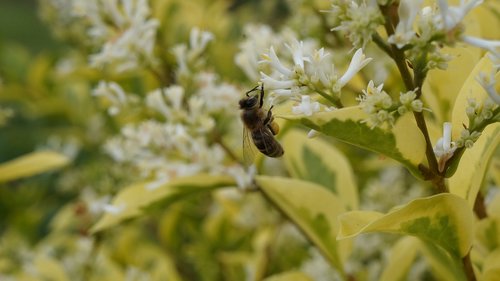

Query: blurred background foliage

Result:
[0,1,336,280]
[2,0,497,280]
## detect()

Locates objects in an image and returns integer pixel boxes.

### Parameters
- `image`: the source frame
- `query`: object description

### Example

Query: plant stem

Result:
[473,192,488,219]
[372,33,393,58]
[462,252,477,281]
[379,4,442,189]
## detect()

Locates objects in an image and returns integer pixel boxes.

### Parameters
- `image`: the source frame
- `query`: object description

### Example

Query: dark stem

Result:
[462,252,477,281]
[379,4,443,190]
[473,192,488,219]
[372,33,393,58]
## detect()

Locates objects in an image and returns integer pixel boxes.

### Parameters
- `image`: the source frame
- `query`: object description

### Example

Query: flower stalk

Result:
[379,3,443,191]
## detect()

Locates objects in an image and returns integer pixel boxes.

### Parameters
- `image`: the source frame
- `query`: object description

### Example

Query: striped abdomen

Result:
[251,129,284,157]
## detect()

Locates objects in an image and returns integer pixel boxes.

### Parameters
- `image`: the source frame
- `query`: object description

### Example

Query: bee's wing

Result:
[242,127,257,167]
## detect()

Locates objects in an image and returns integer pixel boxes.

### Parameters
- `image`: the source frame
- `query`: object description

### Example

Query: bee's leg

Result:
[264,106,280,135]
[259,84,265,108]
[245,85,260,97]
[263,106,274,125]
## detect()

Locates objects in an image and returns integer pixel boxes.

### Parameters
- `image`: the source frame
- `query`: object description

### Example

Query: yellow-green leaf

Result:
[449,124,500,206]
[281,129,358,210]
[279,107,426,178]
[482,249,500,281]
[263,271,313,281]
[33,255,69,281]
[475,217,500,254]
[487,191,500,218]
[90,174,234,233]
[379,236,419,281]
[0,151,70,183]
[419,240,467,281]
[423,46,480,124]
[337,193,474,257]
[451,53,496,139]
[256,176,349,275]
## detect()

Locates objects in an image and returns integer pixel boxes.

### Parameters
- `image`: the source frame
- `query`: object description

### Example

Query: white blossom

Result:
[337,48,372,88]
[292,95,321,116]
[103,203,126,215]
[461,36,500,59]
[84,0,159,72]
[388,0,423,48]
[226,165,257,190]
[433,122,456,172]
[437,0,483,31]
[92,81,134,115]
[477,70,500,104]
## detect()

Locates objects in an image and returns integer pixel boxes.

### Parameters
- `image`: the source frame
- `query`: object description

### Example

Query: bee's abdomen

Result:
[251,131,284,157]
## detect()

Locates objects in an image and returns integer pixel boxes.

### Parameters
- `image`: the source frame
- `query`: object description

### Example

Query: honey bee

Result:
[239,85,284,161]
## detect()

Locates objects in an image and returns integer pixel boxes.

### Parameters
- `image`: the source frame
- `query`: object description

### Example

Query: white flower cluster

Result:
[357,81,395,128]
[235,24,294,81]
[71,0,159,73]
[92,81,138,116]
[260,42,371,107]
[389,0,499,70]
[103,79,238,181]
[358,81,426,128]
[466,97,497,126]
[328,0,385,49]
[172,27,214,81]
[89,27,243,184]
[477,56,500,105]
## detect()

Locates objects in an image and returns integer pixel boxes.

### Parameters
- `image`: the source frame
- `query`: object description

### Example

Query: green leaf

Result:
[337,193,474,257]
[419,240,467,281]
[90,174,235,233]
[449,124,500,207]
[281,129,358,210]
[379,236,419,281]
[33,254,70,281]
[263,271,313,281]
[482,249,500,281]
[422,46,480,124]
[476,217,500,253]
[255,176,349,276]
[451,53,496,138]
[279,107,426,178]
[0,151,70,183]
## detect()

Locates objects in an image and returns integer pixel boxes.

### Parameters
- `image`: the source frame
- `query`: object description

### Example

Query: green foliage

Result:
[1,0,499,280]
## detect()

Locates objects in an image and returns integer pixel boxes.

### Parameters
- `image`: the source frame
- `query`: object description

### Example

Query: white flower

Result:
[433,122,457,172]
[87,0,159,72]
[307,129,319,138]
[260,72,296,90]
[190,27,214,52]
[292,95,320,116]
[388,0,423,48]
[103,203,126,215]
[337,48,372,88]
[235,24,280,80]
[437,0,483,31]
[92,81,130,115]
[477,70,500,104]
[226,165,257,190]
[285,40,308,70]
[307,48,333,86]
[461,36,500,59]
[261,46,293,76]
[145,176,170,191]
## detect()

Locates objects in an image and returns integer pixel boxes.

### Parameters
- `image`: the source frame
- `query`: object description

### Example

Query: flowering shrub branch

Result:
[1,0,499,280]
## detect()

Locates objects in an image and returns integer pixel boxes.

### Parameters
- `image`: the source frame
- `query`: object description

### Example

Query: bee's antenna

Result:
[245,85,260,97]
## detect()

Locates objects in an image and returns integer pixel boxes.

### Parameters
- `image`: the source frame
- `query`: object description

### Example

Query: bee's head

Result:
[239,95,258,109]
